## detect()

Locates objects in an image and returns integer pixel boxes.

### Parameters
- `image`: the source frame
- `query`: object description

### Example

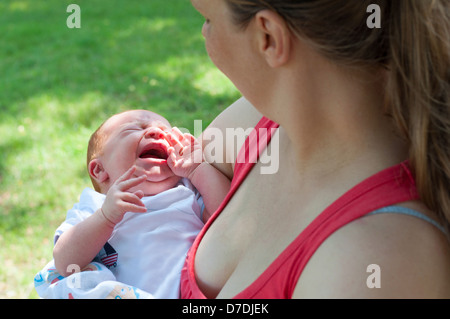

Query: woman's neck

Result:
[265,55,408,182]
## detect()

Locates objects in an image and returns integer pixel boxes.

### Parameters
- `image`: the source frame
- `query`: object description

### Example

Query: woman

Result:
[182,0,450,298]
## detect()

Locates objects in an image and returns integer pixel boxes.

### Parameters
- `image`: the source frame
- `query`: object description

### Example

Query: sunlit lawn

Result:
[0,0,239,298]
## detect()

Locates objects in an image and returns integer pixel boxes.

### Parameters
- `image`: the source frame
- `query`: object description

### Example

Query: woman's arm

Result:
[292,211,450,298]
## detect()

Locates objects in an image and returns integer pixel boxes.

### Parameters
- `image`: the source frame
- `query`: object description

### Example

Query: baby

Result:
[35,109,230,299]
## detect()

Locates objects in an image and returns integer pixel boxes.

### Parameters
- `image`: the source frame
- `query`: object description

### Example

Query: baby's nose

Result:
[144,127,166,140]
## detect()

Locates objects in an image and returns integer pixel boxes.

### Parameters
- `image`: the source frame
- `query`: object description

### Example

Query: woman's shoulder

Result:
[294,202,450,298]
[207,97,262,132]
[200,97,263,179]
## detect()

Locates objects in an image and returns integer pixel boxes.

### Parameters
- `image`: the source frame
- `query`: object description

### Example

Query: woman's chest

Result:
[193,161,321,298]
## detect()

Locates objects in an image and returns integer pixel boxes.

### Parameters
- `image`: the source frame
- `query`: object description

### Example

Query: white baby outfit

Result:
[34,178,204,299]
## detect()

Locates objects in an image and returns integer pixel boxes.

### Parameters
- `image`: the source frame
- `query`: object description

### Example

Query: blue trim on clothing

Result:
[367,205,446,234]
[199,202,205,221]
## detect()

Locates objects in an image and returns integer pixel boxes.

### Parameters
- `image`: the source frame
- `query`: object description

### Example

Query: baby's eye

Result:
[120,126,141,135]
[128,126,142,131]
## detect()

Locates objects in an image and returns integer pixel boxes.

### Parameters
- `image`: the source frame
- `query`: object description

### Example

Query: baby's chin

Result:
[132,175,182,196]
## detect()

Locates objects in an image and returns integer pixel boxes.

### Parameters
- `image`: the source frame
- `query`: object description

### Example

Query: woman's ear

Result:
[254,9,292,68]
[88,159,109,185]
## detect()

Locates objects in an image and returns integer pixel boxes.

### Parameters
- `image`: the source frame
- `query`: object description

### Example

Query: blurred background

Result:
[0,0,239,298]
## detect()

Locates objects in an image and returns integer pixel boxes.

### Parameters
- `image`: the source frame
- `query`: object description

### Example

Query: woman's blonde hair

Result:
[225,0,450,235]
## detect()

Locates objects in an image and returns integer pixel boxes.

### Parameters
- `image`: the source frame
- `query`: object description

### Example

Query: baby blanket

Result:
[34,260,154,299]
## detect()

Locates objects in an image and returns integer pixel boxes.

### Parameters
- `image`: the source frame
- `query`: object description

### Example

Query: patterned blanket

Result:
[34,260,154,299]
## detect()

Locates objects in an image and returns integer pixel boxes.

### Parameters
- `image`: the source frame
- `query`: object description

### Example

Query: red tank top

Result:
[180,116,419,298]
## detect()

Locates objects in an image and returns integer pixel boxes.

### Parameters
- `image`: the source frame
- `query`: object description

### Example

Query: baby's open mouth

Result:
[139,143,168,160]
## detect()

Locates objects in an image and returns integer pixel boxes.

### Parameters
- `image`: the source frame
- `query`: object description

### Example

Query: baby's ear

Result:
[88,159,109,184]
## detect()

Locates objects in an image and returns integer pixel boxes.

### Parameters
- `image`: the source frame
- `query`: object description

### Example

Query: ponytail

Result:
[386,0,450,236]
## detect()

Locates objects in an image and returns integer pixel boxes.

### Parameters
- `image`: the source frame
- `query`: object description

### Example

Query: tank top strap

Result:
[231,117,280,189]
[180,116,279,299]
[367,205,446,234]
[209,117,279,224]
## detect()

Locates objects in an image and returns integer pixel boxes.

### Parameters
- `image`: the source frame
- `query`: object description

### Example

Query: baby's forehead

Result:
[104,110,171,133]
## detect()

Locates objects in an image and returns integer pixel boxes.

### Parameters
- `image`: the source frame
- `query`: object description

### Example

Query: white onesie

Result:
[35,178,204,299]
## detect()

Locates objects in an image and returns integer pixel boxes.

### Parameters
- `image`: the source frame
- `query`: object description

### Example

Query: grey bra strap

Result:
[367,205,446,234]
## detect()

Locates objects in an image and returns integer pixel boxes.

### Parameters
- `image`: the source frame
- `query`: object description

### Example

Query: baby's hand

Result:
[100,166,147,227]
[166,127,203,179]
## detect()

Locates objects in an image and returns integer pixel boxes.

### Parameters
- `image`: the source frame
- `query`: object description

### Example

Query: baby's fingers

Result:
[121,193,147,213]
[122,202,147,214]
[118,174,147,191]
[167,147,179,167]
[134,190,144,199]
[167,132,184,156]
[172,127,185,142]
[115,166,138,184]
[183,132,197,144]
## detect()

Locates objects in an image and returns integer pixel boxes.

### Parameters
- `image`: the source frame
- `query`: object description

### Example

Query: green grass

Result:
[0,0,240,298]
